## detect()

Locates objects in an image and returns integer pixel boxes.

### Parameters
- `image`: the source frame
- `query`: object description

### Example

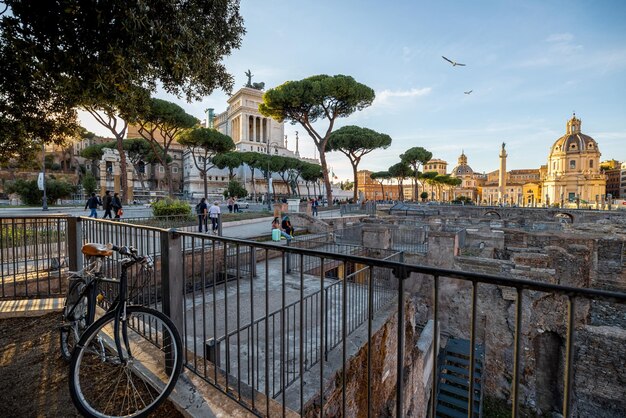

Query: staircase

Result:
[435,338,484,417]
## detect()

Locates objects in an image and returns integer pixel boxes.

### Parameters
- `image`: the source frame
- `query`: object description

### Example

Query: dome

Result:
[451,151,474,177]
[549,114,600,157]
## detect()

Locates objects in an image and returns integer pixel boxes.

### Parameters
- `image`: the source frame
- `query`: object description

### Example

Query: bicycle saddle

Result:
[81,243,113,257]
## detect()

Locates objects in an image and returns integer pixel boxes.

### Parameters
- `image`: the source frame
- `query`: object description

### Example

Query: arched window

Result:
[589,160,593,168]
[569,160,576,169]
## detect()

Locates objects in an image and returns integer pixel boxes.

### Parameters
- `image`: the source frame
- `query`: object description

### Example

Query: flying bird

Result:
[442,56,466,66]
[464,90,473,95]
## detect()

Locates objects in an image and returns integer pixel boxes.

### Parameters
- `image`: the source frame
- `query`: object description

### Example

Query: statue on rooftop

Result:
[244,69,265,90]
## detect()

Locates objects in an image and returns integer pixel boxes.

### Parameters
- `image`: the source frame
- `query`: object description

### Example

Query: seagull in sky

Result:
[442,56,466,66]
[464,90,473,95]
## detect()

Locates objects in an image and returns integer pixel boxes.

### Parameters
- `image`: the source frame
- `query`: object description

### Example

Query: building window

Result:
[172,167,179,173]
[569,160,576,169]
[159,166,165,173]
[589,160,593,168]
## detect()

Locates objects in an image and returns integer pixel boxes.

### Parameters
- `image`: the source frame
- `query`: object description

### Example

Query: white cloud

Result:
[375,87,432,106]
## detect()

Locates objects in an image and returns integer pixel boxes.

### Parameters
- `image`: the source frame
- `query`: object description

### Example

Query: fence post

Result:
[160,228,184,336]
[67,217,83,272]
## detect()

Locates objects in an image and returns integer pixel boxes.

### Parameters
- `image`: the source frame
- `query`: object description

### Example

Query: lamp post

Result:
[266,141,279,211]
[41,142,48,211]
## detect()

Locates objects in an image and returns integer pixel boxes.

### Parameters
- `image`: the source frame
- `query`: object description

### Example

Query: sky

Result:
[79,0,626,182]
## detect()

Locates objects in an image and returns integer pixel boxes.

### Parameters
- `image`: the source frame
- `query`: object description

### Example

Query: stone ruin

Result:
[290,208,626,417]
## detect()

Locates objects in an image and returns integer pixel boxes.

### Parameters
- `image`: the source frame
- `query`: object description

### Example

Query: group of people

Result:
[196,198,221,234]
[272,215,294,243]
[226,196,242,213]
[84,190,123,219]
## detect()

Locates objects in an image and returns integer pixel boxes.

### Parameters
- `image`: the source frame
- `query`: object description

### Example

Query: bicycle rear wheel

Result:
[60,278,94,361]
[68,306,183,418]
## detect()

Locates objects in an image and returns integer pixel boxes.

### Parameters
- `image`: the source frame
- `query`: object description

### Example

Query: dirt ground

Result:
[0,312,184,418]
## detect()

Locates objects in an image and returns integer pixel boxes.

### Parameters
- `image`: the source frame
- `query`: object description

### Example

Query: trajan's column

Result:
[498,142,507,204]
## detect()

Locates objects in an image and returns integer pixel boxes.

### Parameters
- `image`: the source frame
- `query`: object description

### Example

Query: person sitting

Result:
[281,214,294,236]
[272,217,292,243]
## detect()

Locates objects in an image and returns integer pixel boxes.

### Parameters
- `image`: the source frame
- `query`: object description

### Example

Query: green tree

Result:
[300,163,324,198]
[400,147,432,202]
[388,162,413,201]
[240,151,265,200]
[420,171,439,200]
[82,172,97,195]
[259,74,375,206]
[177,127,235,198]
[370,171,391,200]
[212,152,243,181]
[6,178,75,205]
[134,99,198,197]
[223,180,248,200]
[0,0,245,156]
[327,126,392,201]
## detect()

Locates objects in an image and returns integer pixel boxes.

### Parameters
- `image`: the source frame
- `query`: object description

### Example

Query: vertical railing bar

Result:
[512,287,523,418]
[468,280,478,417]
[430,274,439,418]
[189,236,196,369]
[223,241,230,390]
[395,267,405,418]
[250,245,256,411]
[563,296,576,418]
[281,249,286,417]
[212,239,219,386]
[236,244,241,399]
[264,248,270,417]
[34,219,40,295]
[22,218,28,297]
[367,266,374,418]
[320,257,325,418]
[342,261,348,416]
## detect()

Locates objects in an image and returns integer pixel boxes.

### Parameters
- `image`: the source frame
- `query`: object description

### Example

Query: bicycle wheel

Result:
[60,278,93,361]
[69,306,183,418]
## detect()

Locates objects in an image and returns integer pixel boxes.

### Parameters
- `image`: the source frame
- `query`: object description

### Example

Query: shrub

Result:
[151,198,192,217]
[223,180,248,199]
[5,178,76,205]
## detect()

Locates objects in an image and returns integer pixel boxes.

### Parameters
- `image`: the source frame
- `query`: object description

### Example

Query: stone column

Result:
[99,160,107,196]
[252,116,257,142]
[498,143,507,203]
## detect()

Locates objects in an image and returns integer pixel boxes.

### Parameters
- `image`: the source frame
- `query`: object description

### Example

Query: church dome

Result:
[451,151,474,177]
[549,114,600,157]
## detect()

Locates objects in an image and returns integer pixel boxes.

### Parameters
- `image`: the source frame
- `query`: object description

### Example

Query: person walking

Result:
[208,201,221,234]
[102,190,113,219]
[196,198,208,232]
[311,198,319,216]
[272,216,292,243]
[227,196,234,213]
[84,193,99,218]
[112,193,123,220]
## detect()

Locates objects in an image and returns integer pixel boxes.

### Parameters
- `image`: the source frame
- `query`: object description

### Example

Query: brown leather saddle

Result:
[81,243,113,257]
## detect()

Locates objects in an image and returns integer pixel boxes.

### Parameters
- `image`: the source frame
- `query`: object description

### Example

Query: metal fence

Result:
[0,216,68,298]
[2,215,626,417]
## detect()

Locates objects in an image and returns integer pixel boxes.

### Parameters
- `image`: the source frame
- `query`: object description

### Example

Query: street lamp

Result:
[266,141,280,211]
[41,142,48,211]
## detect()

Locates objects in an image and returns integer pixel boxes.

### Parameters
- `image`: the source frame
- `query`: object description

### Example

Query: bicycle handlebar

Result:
[106,243,153,269]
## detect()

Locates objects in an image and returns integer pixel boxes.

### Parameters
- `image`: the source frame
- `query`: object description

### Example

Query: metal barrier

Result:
[0,216,68,298]
[2,215,626,417]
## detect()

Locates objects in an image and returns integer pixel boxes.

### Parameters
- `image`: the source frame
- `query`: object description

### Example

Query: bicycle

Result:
[62,243,183,418]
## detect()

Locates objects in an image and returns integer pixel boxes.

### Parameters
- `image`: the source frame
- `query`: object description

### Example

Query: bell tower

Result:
[566,112,581,134]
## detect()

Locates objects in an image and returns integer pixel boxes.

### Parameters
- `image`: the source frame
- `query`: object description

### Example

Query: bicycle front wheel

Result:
[68,306,183,418]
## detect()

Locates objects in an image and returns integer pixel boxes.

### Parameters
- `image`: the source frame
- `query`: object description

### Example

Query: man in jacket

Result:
[102,190,113,219]
[84,193,99,218]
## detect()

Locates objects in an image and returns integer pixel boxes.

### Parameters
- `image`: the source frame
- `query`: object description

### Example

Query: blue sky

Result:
[81,0,626,182]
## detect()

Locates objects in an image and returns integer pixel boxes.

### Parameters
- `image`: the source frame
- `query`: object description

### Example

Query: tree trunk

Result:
[203,167,208,199]
[352,163,359,201]
[318,149,333,207]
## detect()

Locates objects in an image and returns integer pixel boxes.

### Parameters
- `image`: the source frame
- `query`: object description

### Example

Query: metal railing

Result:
[0,216,68,298]
[2,215,626,417]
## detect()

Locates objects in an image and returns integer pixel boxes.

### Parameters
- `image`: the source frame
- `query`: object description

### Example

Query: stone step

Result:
[439,382,481,399]
[436,403,468,418]
[438,393,480,414]
[440,364,482,379]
